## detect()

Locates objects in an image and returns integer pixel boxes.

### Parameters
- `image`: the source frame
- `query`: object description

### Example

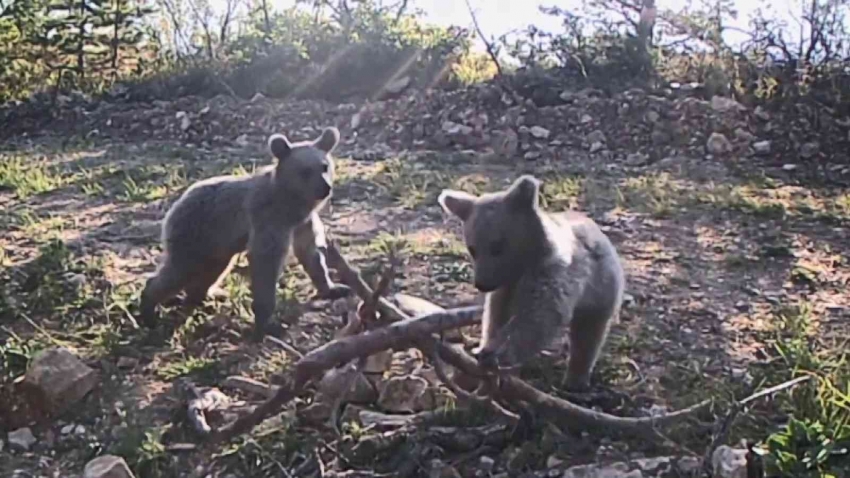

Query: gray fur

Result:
[437,175,625,391]
[140,127,351,339]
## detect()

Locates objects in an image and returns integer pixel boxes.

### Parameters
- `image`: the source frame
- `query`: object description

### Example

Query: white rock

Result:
[350,112,362,130]
[61,424,75,435]
[250,92,266,103]
[645,110,660,123]
[754,105,770,120]
[753,140,771,155]
[84,455,137,478]
[580,113,593,124]
[529,126,551,139]
[783,164,797,171]
[441,121,473,135]
[199,106,210,115]
[7,427,36,451]
[706,132,732,154]
[589,141,605,153]
[478,456,495,472]
[711,446,748,478]
[524,151,541,160]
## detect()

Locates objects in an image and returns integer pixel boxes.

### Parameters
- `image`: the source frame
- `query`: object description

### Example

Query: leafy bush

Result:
[756,304,850,477]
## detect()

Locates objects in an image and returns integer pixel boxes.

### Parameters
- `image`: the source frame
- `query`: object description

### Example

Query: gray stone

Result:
[799,142,819,159]
[22,347,98,417]
[711,95,745,113]
[711,446,747,478]
[530,126,551,139]
[753,140,771,155]
[7,427,36,451]
[587,129,606,144]
[706,132,732,155]
[84,455,136,478]
[589,141,605,153]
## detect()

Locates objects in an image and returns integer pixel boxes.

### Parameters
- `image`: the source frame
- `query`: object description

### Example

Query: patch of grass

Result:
[0,333,52,380]
[539,174,584,212]
[113,422,173,478]
[118,164,188,203]
[372,158,453,209]
[0,155,66,198]
[155,355,217,381]
[751,303,850,477]
[616,172,682,218]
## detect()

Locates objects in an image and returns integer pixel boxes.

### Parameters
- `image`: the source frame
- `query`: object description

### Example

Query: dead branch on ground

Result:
[208,244,716,445]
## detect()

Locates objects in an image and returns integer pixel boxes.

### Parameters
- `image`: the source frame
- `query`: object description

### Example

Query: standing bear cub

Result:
[140,127,351,339]
[437,175,625,391]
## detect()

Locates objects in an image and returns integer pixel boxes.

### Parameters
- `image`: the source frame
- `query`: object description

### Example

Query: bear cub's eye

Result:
[321,163,329,173]
[490,240,505,257]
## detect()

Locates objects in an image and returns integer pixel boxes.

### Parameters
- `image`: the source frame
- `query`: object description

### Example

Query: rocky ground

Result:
[0,81,848,477]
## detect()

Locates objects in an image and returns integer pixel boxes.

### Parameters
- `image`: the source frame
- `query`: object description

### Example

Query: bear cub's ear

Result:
[268,133,292,160]
[315,127,341,153]
[438,189,477,222]
[505,175,541,211]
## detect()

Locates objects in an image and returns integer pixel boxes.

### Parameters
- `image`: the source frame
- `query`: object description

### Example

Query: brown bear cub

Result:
[140,127,351,340]
[437,175,625,391]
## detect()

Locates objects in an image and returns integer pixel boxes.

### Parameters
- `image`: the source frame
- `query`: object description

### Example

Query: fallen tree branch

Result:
[208,243,712,443]
[328,242,713,434]
[208,304,482,443]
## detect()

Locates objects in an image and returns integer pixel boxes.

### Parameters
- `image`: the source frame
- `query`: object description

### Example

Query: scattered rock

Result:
[799,142,819,159]
[377,375,432,413]
[441,121,473,135]
[428,459,462,478]
[176,111,191,131]
[706,132,732,154]
[524,151,541,160]
[711,95,746,113]
[645,110,660,123]
[754,105,770,120]
[783,164,798,171]
[250,92,266,103]
[479,456,495,473]
[625,152,647,166]
[587,129,606,144]
[580,113,594,124]
[21,347,98,418]
[589,141,605,153]
[116,357,138,369]
[84,455,136,478]
[734,128,755,143]
[529,125,551,139]
[711,446,748,478]
[7,427,37,451]
[235,134,249,147]
[384,75,411,95]
[752,140,771,155]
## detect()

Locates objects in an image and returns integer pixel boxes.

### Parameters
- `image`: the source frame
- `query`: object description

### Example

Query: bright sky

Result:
[421,0,802,48]
[207,0,809,50]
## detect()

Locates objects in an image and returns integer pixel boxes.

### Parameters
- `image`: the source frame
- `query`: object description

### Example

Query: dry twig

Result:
[208,243,712,443]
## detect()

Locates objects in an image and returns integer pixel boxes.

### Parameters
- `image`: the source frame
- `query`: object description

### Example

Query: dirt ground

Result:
[1,91,848,477]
